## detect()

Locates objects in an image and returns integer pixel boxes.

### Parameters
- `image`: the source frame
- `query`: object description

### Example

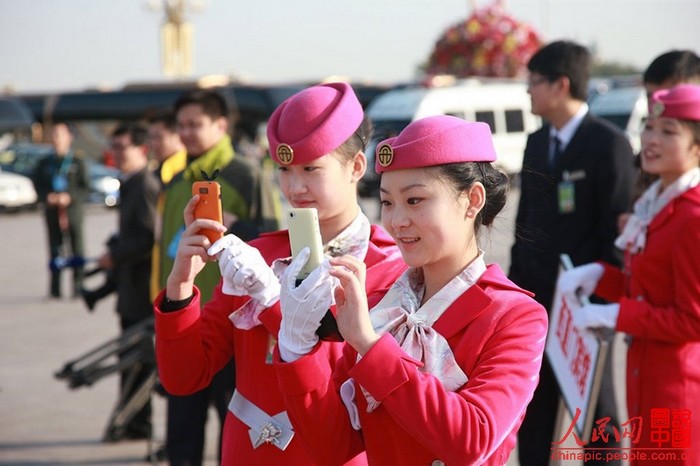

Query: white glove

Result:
[558,262,604,305]
[208,234,280,306]
[572,303,619,330]
[278,247,335,362]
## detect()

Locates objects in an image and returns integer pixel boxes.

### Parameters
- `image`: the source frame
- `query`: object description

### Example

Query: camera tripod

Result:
[54,317,158,443]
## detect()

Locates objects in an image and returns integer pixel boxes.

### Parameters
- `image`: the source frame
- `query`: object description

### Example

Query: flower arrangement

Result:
[425,1,542,79]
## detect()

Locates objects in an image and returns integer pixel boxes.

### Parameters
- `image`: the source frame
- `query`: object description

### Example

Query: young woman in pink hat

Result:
[154,82,406,465]
[559,84,700,465]
[274,115,548,465]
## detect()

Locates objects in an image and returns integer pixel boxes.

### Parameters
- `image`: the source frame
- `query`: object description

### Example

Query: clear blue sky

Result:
[1,0,699,93]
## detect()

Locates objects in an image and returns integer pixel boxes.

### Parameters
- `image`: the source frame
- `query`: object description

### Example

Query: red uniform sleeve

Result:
[276,290,548,465]
[274,342,366,465]
[258,300,282,336]
[271,286,399,464]
[154,281,242,395]
[616,215,700,342]
[351,300,547,465]
[594,261,626,303]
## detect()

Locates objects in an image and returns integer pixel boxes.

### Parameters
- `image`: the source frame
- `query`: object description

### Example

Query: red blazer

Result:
[275,264,548,466]
[596,185,700,462]
[154,225,406,466]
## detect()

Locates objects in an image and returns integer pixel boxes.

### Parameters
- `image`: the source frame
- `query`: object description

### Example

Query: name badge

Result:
[52,175,68,192]
[558,181,575,214]
[563,169,586,182]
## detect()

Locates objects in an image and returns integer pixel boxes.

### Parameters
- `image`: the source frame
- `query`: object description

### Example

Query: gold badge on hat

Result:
[276,143,294,165]
[377,143,394,167]
[651,102,665,118]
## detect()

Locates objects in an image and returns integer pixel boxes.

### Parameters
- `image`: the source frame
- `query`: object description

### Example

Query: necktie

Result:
[550,135,563,167]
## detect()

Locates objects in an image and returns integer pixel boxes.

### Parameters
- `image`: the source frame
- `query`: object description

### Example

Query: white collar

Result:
[549,102,589,150]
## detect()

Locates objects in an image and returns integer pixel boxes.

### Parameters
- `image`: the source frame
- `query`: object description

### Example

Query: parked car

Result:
[589,85,646,154]
[0,167,38,211]
[0,143,120,207]
[361,79,540,196]
[0,142,53,177]
[87,161,120,207]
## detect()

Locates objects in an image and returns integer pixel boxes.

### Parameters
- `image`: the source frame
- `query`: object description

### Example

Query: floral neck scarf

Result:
[359,253,487,411]
[615,167,700,254]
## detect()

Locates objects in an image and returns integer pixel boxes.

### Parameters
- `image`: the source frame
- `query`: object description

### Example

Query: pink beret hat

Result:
[267,82,364,165]
[649,84,700,121]
[375,115,497,174]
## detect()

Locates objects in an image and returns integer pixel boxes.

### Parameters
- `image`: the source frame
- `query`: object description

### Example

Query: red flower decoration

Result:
[425,1,542,79]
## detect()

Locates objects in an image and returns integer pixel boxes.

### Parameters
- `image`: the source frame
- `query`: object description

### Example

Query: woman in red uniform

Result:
[274,115,549,465]
[153,82,406,465]
[559,84,700,465]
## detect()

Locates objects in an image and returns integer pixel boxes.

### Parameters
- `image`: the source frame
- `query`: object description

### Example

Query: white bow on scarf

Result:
[615,167,700,254]
[342,254,486,420]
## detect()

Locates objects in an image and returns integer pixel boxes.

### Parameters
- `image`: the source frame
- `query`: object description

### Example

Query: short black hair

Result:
[148,109,177,132]
[174,89,229,120]
[643,50,700,85]
[112,122,148,146]
[528,40,591,101]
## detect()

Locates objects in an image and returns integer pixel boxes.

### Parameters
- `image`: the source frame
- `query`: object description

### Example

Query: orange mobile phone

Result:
[192,180,224,244]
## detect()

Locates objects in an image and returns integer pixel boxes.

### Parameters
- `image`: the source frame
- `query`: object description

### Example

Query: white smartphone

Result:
[287,208,324,281]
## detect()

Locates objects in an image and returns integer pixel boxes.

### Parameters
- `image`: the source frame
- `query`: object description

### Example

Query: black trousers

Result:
[118,316,154,435]
[166,359,235,466]
[44,206,84,296]
[517,341,620,466]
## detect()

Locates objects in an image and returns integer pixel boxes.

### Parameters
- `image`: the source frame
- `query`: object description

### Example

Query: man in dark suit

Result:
[97,123,160,441]
[509,41,636,466]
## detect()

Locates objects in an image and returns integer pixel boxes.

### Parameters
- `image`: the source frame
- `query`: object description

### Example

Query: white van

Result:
[360,79,540,194]
[589,85,646,153]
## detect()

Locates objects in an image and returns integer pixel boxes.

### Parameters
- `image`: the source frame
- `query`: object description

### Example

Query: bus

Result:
[16,80,394,161]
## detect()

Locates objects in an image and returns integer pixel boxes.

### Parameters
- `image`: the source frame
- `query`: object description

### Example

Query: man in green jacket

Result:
[158,89,280,466]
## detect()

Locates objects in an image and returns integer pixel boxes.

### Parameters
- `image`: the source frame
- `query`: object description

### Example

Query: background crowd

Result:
[22,41,700,466]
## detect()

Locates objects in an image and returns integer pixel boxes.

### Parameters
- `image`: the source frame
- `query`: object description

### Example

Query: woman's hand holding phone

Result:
[165,195,227,300]
[278,248,335,362]
[286,208,344,341]
[329,255,380,356]
[191,180,224,244]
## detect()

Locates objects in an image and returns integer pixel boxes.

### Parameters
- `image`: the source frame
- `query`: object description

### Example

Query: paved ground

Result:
[0,190,626,466]
[0,204,221,466]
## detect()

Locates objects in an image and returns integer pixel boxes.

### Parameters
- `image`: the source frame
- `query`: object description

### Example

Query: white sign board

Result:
[545,254,610,438]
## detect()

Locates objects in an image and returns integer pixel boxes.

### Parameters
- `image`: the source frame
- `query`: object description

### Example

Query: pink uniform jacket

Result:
[154,226,406,466]
[275,264,548,466]
[596,186,700,465]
